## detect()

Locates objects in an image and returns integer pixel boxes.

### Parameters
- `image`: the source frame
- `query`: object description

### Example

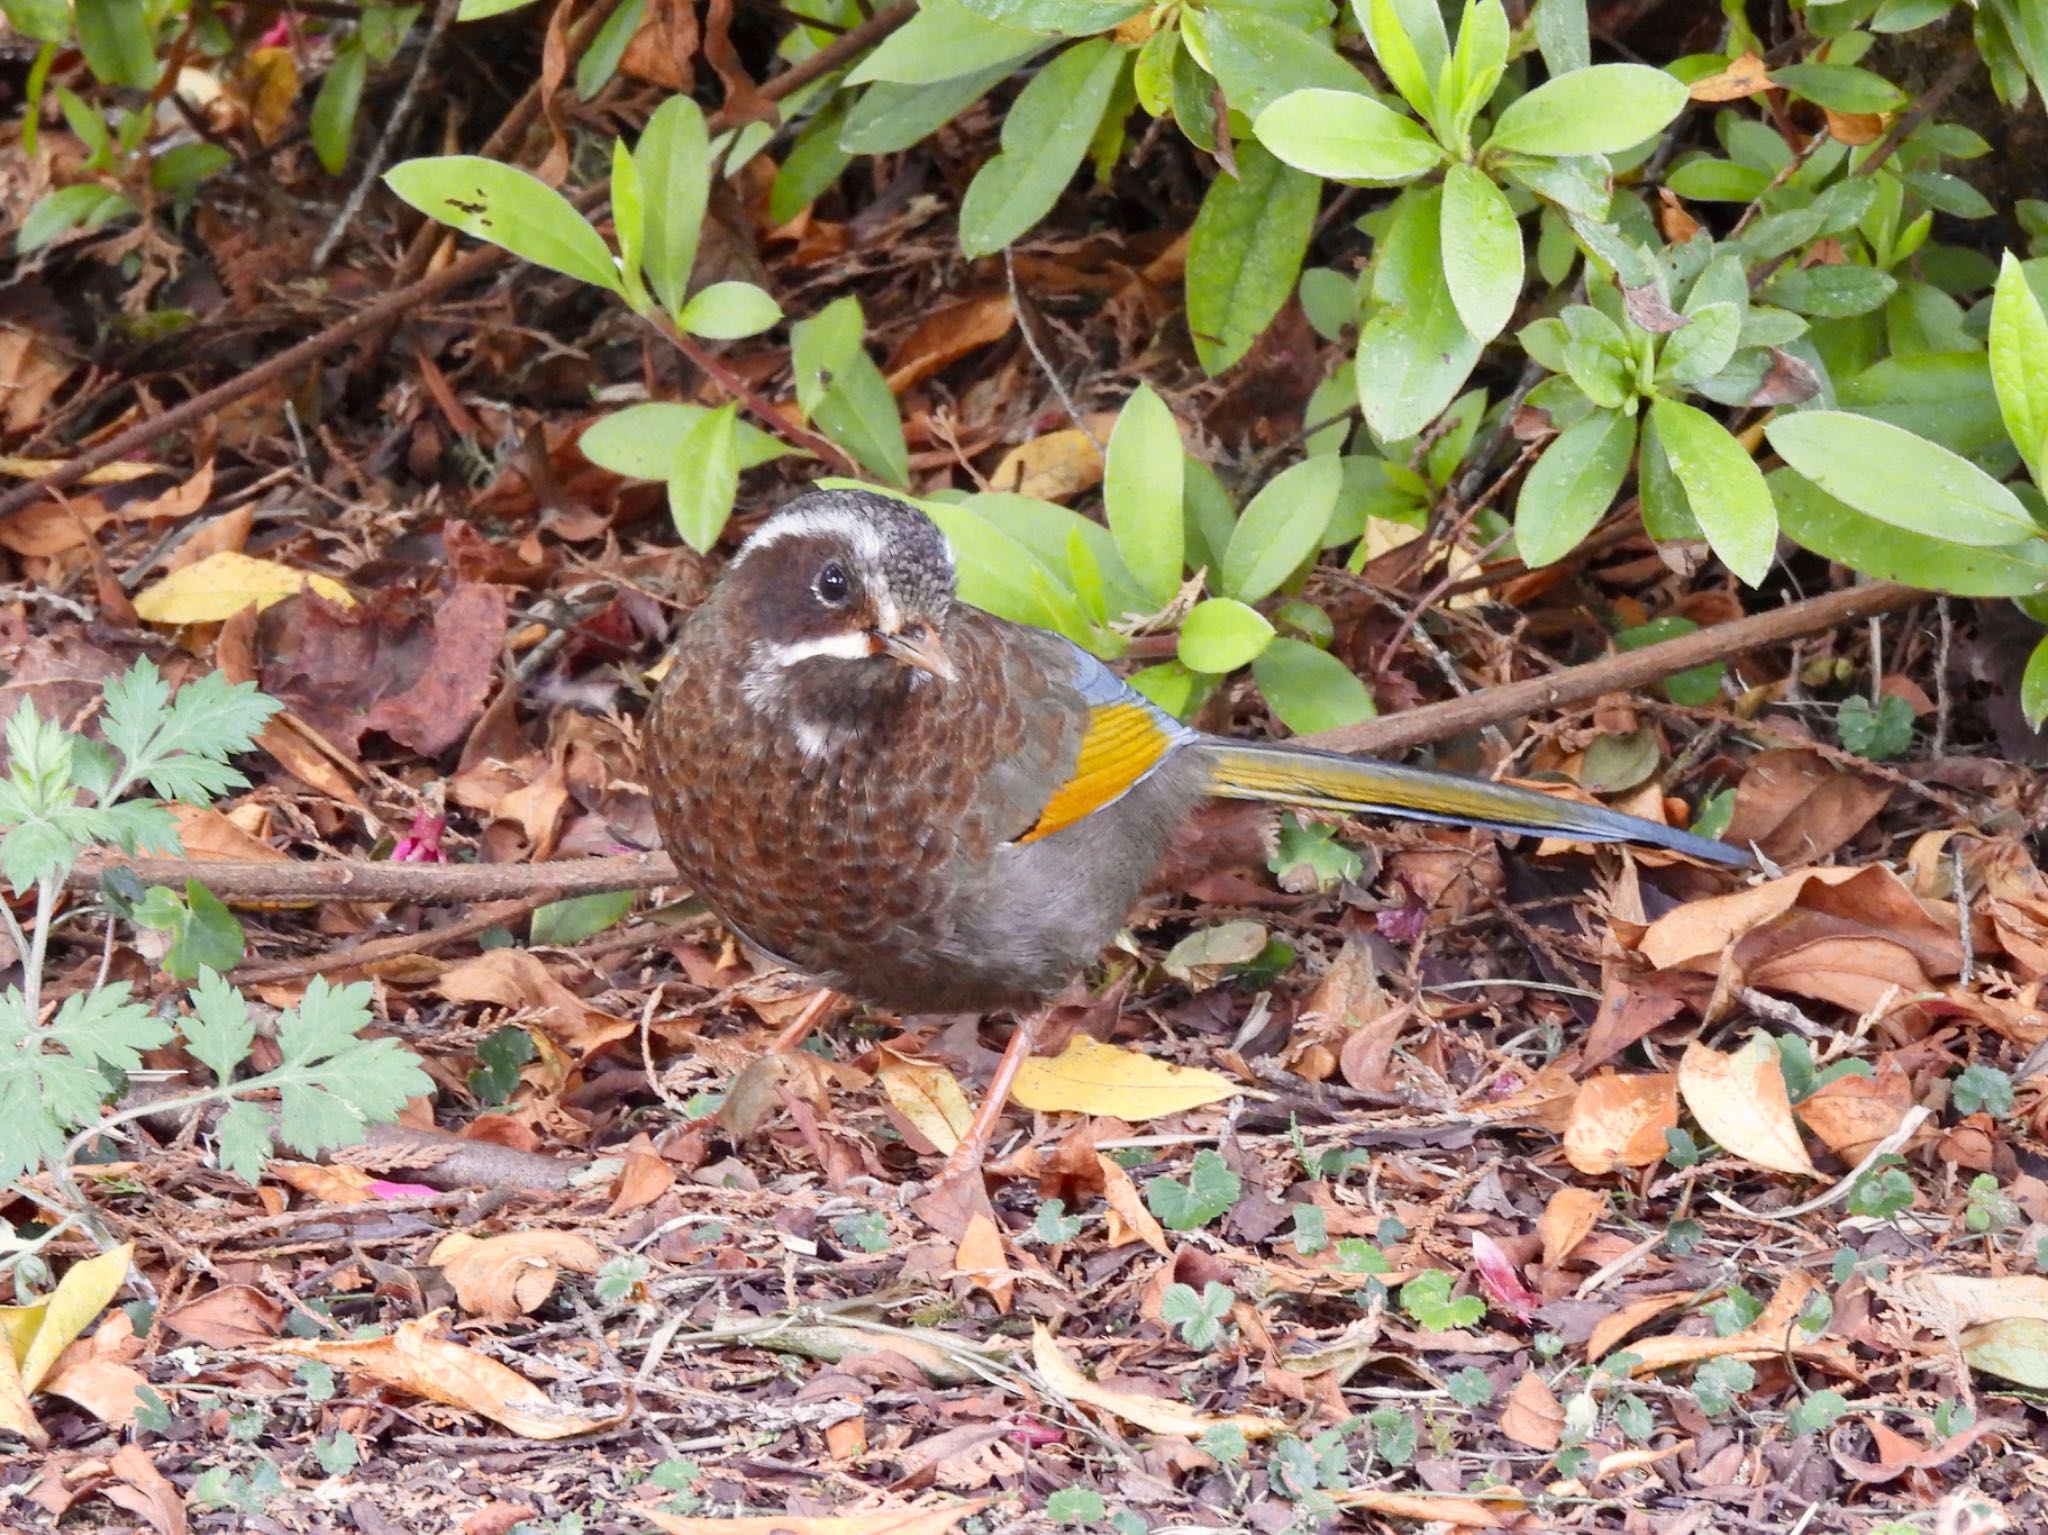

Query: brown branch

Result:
[65,851,676,904]
[0,0,919,524]
[1303,580,1925,758]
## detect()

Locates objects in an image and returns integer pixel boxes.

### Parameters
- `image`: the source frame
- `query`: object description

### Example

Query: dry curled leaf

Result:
[1679,1035,1818,1178]
[1562,1073,1678,1175]
[1030,1324,1279,1440]
[1010,1035,1242,1120]
[429,1231,605,1321]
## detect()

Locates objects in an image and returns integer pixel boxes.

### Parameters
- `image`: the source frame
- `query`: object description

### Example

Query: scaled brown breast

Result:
[645,601,1086,1010]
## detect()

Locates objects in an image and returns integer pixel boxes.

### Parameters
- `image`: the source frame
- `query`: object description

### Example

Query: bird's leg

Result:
[769,987,839,1053]
[926,1008,1044,1194]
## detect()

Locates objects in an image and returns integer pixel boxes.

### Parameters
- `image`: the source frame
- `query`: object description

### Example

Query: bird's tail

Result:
[1192,737,1750,867]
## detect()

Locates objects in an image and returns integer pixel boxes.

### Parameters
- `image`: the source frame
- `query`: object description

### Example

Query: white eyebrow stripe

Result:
[736,504,887,568]
[760,631,873,667]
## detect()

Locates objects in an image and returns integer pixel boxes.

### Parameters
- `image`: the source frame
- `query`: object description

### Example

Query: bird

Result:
[645,487,1748,1213]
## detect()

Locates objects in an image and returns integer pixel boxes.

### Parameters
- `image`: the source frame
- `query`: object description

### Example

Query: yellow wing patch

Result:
[1017,702,1174,844]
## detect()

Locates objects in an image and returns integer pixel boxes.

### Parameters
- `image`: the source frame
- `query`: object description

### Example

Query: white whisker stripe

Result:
[761,631,873,666]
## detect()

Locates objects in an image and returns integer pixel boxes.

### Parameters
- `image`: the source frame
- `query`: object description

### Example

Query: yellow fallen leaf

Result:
[1679,1035,1818,1178]
[0,454,161,483]
[641,1500,991,1535]
[988,417,1114,502]
[876,1048,974,1155]
[268,1311,622,1439]
[1011,1035,1241,1120]
[18,1243,132,1394]
[1030,1323,1280,1440]
[133,549,353,623]
[0,1333,41,1446]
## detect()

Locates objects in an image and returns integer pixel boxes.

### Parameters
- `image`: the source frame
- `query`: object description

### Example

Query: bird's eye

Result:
[814,561,851,605]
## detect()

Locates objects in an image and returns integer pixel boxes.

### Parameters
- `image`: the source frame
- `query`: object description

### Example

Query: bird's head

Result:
[721,491,959,749]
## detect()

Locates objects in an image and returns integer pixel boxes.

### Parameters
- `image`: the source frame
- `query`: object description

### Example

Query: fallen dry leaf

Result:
[1010,1035,1241,1119]
[1724,748,1891,865]
[1562,1073,1678,1174]
[953,1214,1015,1312]
[1501,1369,1565,1451]
[1539,1186,1605,1270]
[1329,1487,1508,1527]
[268,1312,624,1439]
[430,1230,605,1321]
[1030,1324,1280,1440]
[1689,52,1771,100]
[1679,1035,1818,1178]
[133,550,353,623]
[987,417,1115,502]
[877,1047,975,1156]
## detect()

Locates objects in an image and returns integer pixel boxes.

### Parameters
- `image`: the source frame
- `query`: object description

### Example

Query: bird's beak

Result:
[868,624,956,682]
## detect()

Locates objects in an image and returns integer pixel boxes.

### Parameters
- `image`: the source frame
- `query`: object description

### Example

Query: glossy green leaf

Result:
[958,37,1127,259]
[1438,162,1521,343]
[385,156,622,293]
[1765,410,2038,547]
[668,403,740,553]
[635,96,710,319]
[76,0,157,88]
[1771,467,2048,598]
[1768,62,1907,114]
[1188,6,1374,118]
[1186,144,1320,375]
[1361,0,1447,120]
[1764,264,1897,319]
[1254,88,1443,184]
[920,500,1072,630]
[850,0,1048,83]
[1222,455,1345,600]
[1104,385,1185,607]
[1356,185,1481,442]
[1515,408,1634,567]
[1651,396,1777,585]
[1486,63,1687,156]
[2024,633,2048,730]
[310,44,365,175]
[841,61,1028,154]
[579,403,787,479]
[1992,251,2048,484]
[1179,598,1276,674]
[954,0,1140,32]
[678,281,783,340]
[1252,637,1376,732]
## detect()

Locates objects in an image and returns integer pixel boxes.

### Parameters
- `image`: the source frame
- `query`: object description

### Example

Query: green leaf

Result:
[1254,88,1443,184]
[1530,0,1589,75]
[215,1099,273,1183]
[1179,598,1275,674]
[1252,639,1376,733]
[1,0,70,43]
[1186,144,1320,375]
[920,501,1074,633]
[164,880,246,981]
[841,61,1028,155]
[1768,62,1907,114]
[18,185,134,254]
[792,298,908,487]
[579,403,786,480]
[183,968,255,1086]
[457,0,535,15]
[1992,251,2048,484]
[1145,1146,1241,1229]
[1764,264,1897,319]
[576,0,642,99]
[1486,63,1687,156]
[1650,397,1777,586]
[952,0,1139,31]
[768,97,853,226]
[1222,455,1343,600]
[634,95,710,319]
[668,403,740,554]
[1659,302,1741,386]
[849,0,1049,84]
[1838,693,1916,761]
[1764,410,2038,548]
[530,889,636,945]
[309,43,366,175]
[958,37,1127,259]
[1772,467,2048,598]
[1362,0,1446,121]
[1104,385,1185,607]
[1515,408,1633,567]
[384,156,622,294]
[467,1025,535,1106]
[1046,1488,1109,1527]
[1187,5,1375,118]
[2025,634,2048,730]
[1438,162,1521,343]
[677,280,782,340]
[1160,1280,1236,1349]
[1356,185,1481,441]
[76,0,157,88]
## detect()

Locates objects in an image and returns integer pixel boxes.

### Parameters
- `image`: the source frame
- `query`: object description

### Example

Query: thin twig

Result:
[1004,248,1104,457]
[313,0,461,269]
